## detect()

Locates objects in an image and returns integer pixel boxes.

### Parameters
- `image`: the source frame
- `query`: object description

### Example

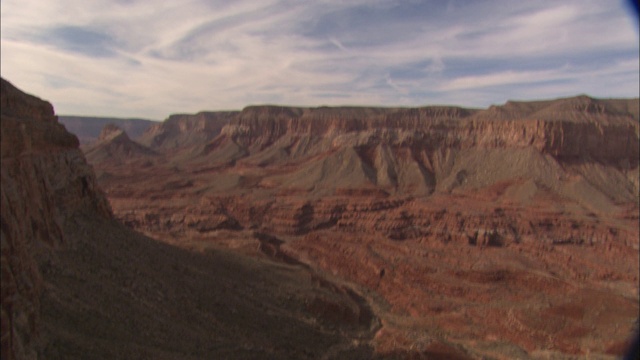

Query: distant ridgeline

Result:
[58,116,157,144]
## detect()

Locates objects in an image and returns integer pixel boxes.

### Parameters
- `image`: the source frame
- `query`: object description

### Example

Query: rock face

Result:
[1,78,111,360]
[214,99,638,172]
[91,96,640,358]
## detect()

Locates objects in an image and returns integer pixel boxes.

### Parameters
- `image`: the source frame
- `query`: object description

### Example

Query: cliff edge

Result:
[1,78,111,359]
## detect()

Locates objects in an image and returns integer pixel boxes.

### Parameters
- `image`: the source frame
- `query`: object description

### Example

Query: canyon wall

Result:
[138,111,238,151]
[216,97,638,164]
[0,78,111,359]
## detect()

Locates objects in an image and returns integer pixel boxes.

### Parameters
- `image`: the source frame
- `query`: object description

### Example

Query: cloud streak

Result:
[1,0,638,119]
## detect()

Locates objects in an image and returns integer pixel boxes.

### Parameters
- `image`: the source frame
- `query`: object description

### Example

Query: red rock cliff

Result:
[217,97,638,164]
[1,78,111,360]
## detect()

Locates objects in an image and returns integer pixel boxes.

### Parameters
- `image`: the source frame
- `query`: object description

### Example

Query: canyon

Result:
[87,97,639,359]
[1,78,381,359]
[2,75,638,359]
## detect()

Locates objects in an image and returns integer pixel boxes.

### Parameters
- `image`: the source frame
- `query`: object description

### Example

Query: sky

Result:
[1,0,638,120]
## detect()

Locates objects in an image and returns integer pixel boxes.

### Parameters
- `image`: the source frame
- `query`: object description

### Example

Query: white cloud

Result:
[441,69,567,91]
[0,0,637,119]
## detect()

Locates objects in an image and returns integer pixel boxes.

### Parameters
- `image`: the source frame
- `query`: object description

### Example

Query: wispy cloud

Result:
[1,0,637,119]
[442,69,569,91]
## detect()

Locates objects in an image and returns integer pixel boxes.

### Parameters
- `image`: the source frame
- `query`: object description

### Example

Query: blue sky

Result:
[1,0,638,119]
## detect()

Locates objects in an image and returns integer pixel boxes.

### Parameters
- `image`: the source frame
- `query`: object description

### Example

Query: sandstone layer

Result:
[89,96,640,358]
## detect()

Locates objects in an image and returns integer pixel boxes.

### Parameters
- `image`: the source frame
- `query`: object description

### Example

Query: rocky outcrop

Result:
[58,116,156,145]
[83,124,157,164]
[138,111,238,151]
[1,78,111,360]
